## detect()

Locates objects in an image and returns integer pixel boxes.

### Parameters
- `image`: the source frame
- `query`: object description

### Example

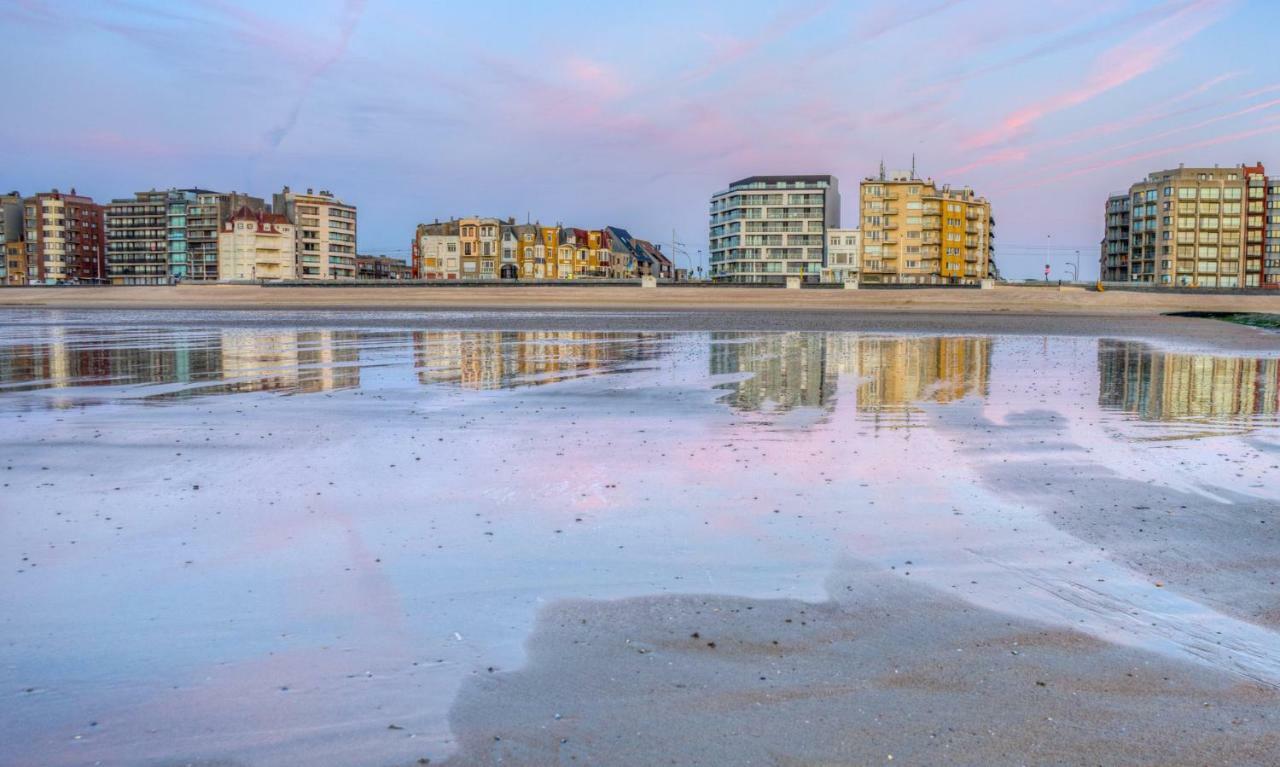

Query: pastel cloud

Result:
[963,0,1229,150]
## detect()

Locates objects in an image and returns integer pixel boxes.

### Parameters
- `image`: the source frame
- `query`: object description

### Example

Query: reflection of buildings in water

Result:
[1098,340,1279,421]
[711,333,834,412]
[412,331,667,390]
[0,329,361,397]
[0,328,222,391]
[852,337,991,415]
[218,330,361,394]
[710,333,991,418]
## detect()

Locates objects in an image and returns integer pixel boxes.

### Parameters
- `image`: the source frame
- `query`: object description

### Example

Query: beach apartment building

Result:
[23,189,105,284]
[217,207,297,281]
[273,187,358,280]
[106,188,267,284]
[709,175,840,284]
[1099,163,1269,287]
[858,169,993,285]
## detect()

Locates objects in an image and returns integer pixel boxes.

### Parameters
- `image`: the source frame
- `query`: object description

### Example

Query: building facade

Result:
[822,228,861,283]
[415,219,461,279]
[859,170,992,285]
[1100,163,1268,287]
[23,189,106,284]
[217,207,297,281]
[1268,176,1280,287]
[0,192,21,284]
[414,218,662,280]
[105,189,268,284]
[709,175,840,283]
[273,187,357,280]
[457,217,502,279]
[1100,193,1131,282]
[187,191,267,281]
[356,254,412,280]
[105,190,169,284]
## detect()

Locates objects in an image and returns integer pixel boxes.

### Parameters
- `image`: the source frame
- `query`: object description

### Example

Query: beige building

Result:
[458,217,502,279]
[1101,163,1267,287]
[821,228,860,283]
[272,187,357,280]
[860,169,992,284]
[415,220,462,279]
[217,207,296,281]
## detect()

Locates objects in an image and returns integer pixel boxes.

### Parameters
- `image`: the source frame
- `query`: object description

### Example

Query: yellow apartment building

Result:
[860,169,992,284]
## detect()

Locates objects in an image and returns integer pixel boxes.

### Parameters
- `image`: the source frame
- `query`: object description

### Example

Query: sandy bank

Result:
[1,283,1279,316]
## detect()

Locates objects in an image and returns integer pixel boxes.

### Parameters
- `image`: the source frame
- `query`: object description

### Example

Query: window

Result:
[1178,187,1196,200]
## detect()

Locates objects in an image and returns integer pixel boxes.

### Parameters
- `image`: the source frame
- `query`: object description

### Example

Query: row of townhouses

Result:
[0,186,360,285]
[1101,162,1280,288]
[708,167,996,285]
[413,218,674,280]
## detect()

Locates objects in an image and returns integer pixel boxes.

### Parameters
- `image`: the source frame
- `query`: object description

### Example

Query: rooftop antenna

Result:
[911,153,917,180]
[879,157,885,181]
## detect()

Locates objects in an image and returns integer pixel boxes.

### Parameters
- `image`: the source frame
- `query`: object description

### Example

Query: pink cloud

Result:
[962,0,1228,150]
[564,57,629,101]
[943,70,1245,176]
[992,116,1280,193]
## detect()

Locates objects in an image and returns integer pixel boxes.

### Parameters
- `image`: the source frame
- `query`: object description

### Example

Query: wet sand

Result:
[2,314,1279,767]
[443,567,1279,766]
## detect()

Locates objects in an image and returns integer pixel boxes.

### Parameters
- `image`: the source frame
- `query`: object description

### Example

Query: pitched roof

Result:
[228,205,289,226]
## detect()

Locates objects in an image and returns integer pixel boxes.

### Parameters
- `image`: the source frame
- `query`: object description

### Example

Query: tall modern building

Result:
[709,175,840,283]
[1099,163,1268,287]
[106,188,266,284]
[859,169,993,285]
[273,187,357,280]
[23,189,105,284]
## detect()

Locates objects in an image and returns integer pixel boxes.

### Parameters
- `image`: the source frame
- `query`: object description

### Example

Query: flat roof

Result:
[729,174,835,186]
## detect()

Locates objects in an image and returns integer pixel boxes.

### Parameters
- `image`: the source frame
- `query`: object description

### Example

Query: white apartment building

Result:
[217,207,297,281]
[822,228,861,283]
[709,175,841,284]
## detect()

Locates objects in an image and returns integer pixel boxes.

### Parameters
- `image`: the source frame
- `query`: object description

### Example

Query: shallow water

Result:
[2,317,1279,766]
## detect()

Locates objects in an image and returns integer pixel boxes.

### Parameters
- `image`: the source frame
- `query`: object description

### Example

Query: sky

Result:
[3,0,1279,280]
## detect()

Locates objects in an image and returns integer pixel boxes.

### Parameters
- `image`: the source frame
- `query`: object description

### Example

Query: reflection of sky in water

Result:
[2,322,1279,767]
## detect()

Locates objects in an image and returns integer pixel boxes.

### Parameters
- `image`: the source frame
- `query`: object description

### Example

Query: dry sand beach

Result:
[2,283,1279,316]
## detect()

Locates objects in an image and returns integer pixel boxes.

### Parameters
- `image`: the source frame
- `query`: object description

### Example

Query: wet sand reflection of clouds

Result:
[2,319,1279,767]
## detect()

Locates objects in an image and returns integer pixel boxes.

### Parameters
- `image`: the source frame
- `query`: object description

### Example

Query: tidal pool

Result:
[2,314,1279,766]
